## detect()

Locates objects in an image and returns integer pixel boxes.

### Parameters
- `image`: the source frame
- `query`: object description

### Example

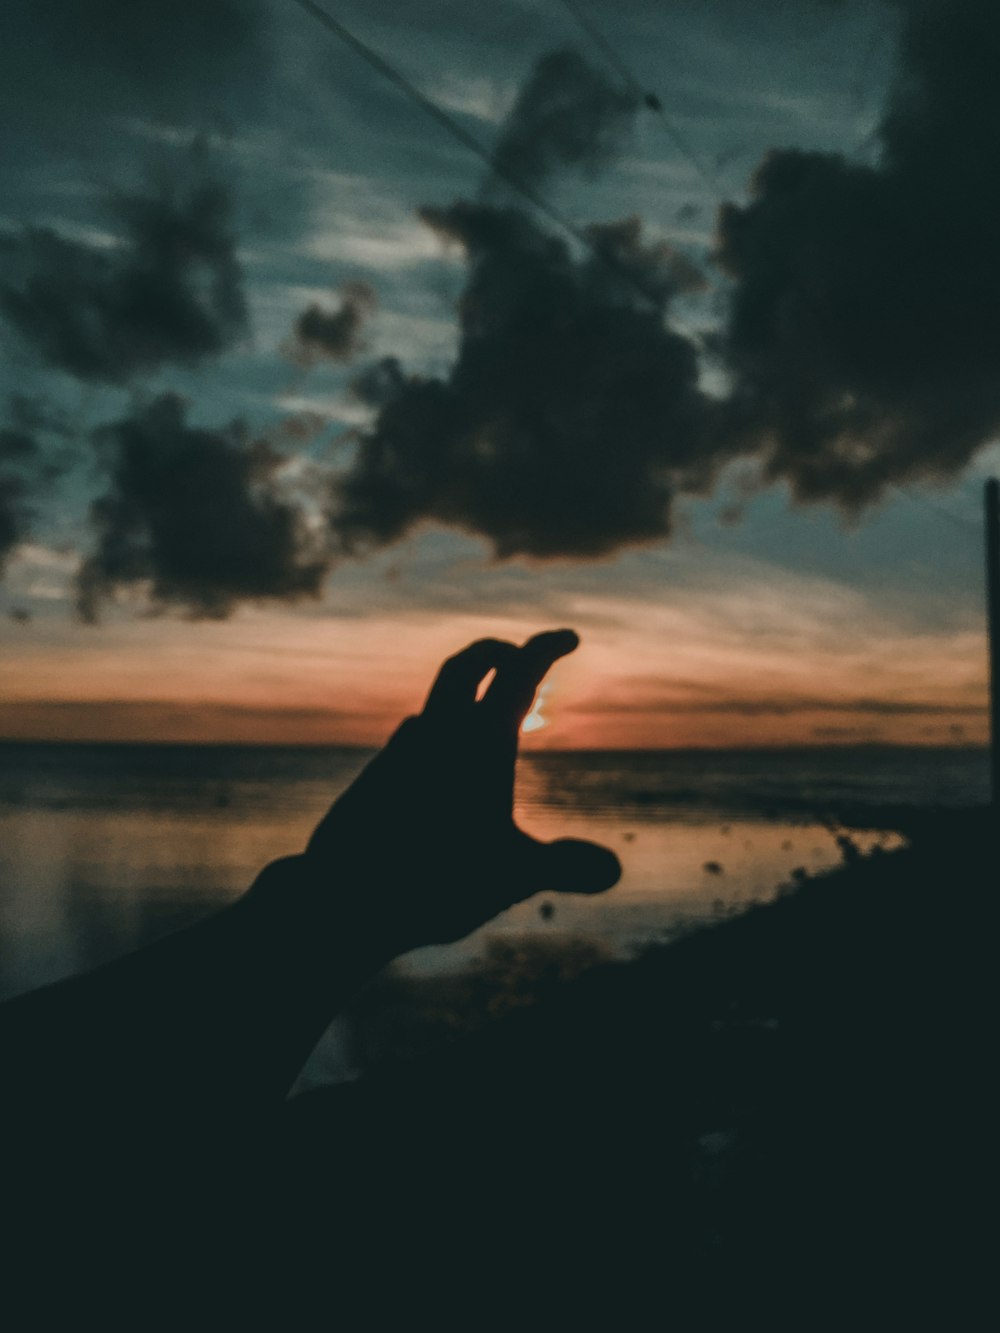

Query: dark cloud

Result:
[351,357,407,408]
[331,203,715,559]
[0,472,31,573]
[0,395,67,571]
[0,175,247,383]
[11,4,996,612]
[290,281,376,365]
[336,5,1000,565]
[77,395,330,621]
[324,43,722,561]
[2,2,270,126]
[714,0,1000,507]
[488,48,638,194]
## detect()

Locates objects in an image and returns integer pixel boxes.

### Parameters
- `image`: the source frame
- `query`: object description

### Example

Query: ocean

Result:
[0,741,987,1009]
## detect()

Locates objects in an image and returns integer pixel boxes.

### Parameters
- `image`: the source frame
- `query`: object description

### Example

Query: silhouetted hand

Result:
[303,629,621,951]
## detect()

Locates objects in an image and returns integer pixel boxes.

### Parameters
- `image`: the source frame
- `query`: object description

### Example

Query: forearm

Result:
[0,855,397,1138]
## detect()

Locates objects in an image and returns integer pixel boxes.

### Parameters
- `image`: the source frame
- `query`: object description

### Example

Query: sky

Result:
[0,0,996,748]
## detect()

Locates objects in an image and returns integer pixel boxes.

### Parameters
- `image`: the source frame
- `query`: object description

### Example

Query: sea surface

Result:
[0,742,987,1007]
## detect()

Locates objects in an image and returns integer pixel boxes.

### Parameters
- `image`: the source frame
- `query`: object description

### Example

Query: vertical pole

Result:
[986,479,1000,812]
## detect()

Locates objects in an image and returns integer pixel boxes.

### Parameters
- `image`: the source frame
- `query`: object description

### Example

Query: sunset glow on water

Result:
[0,741,983,1001]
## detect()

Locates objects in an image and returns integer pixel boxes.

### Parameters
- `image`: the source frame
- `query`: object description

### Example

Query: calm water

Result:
[0,742,986,1005]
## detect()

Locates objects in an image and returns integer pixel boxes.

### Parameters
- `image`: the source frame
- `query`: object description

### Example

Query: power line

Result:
[287,0,673,313]
[555,0,647,101]
[553,0,722,194]
[291,2,986,555]
[553,0,987,549]
[891,482,981,535]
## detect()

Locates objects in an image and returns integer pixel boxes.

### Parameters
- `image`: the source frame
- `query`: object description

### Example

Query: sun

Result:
[521,683,551,734]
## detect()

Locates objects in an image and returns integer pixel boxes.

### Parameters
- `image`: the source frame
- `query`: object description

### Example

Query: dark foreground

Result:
[8,812,993,1327]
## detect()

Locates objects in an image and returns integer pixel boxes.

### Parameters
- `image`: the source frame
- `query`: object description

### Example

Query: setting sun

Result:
[521,683,551,734]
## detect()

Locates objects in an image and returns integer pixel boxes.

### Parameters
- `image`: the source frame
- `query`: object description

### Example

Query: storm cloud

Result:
[77,395,330,621]
[487,47,638,194]
[714,0,1000,507]
[332,203,714,559]
[0,176,248,384]
[335,2,1000,564]
[8,4,1000,619]
[330,45,717,560]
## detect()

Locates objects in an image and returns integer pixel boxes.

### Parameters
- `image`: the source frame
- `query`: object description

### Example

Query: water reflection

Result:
[14,740,978,1003]
[0,757,901,1001]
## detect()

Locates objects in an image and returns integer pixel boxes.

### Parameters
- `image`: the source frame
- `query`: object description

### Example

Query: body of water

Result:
[0,742,986,1004]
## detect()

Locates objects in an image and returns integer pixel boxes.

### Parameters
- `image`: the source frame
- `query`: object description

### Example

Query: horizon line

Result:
[0,736,989,754]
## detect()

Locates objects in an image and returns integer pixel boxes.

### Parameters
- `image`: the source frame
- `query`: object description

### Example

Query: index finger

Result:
[422,637,518,716]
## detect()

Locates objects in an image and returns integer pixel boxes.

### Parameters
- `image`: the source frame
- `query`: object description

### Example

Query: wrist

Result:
[236,853,405,973]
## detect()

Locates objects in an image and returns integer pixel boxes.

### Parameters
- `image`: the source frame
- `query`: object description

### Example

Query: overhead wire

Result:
[553,0,722,194]
[557,0,992,553]
[286,0,684,315]
[890,482,982,535]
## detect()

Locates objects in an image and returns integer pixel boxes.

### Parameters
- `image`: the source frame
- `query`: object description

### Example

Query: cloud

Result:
[350,356,408,408]
[289,281,376,365]
[487,48,638,194]
[325,46,717,561]
[714,0,1000,507]
[77,394,331,621]
[577,694,984,718]
[0,396,68,572]
[0,700,384,746]
[10,8,999,623]
[0,471,31,573]
[331,204,715,559]
[0,171,248,383]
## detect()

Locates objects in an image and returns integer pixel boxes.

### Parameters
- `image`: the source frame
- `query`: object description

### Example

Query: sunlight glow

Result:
[521,684,551,734]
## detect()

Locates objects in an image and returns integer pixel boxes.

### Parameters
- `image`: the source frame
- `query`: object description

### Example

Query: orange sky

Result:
[0,574,988,747]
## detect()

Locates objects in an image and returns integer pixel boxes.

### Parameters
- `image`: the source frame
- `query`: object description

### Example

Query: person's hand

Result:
[303,629,621,952]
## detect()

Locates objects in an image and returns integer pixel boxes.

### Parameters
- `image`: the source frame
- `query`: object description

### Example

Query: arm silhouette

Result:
[0,630,620,1140]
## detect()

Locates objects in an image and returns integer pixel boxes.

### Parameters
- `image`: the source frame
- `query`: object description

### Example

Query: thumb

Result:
[516,834,622,898]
